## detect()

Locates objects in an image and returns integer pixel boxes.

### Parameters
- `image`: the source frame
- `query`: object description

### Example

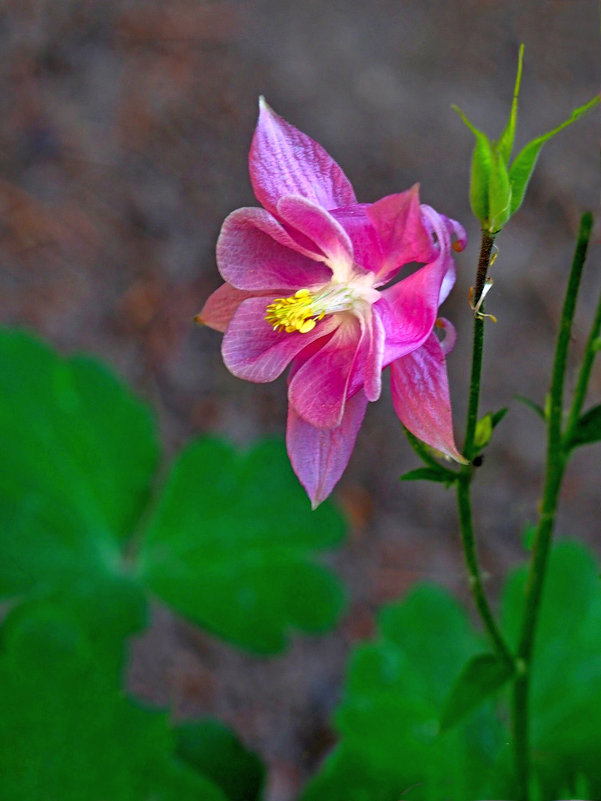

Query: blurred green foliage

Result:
[139,438,346,652]
[0,602,228,801]
[0,328,347,800]
[303,542,601,801]
[0,329,346,652]
[3,327,601,801]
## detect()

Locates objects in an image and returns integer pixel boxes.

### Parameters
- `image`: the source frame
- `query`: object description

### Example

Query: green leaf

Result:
[303,541,601,801]
[488,148,512,233]
[497,43,524,164]
[399,466,457,485]
[440,653,515,732]
[566,404,601,448]
[0,329,158,636]
[452,106,493,223]
[139,438,347,653]
[301,585,508,801]
[509,95,600,217]
[502,542,601,799]
[0,602,228,801]
[176,720,265,801]
[515,394,546,420]
[0,331,158,546]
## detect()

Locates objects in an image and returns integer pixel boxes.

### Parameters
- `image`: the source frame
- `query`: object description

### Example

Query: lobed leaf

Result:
[0,602,228,801]
[301,585,507,801]
[502,542,601,799]
[303,541,601,800]
[0,329,158,637]
[139,437,347,653]
[0,328,348,653]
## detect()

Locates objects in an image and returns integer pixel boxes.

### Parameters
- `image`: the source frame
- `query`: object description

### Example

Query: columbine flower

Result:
[198,98,466,507]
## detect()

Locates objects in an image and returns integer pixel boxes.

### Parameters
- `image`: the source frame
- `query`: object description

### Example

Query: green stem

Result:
[463,232,495,459]
[512,212,593,801]
[564,244,601,443]
[456,230,513,665]
[456,473,513,663]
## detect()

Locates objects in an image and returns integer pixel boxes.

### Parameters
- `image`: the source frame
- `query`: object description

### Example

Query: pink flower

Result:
[199,98,466,507]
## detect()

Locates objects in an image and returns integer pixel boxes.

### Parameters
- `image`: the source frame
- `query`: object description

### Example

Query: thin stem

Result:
[564,247,601,442]
[512,212,593,801]
[463,232,495,459]
[455,230,513,665]
[456,472,513,663]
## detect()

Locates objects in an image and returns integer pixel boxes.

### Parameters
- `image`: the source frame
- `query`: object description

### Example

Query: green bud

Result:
[453,44,599,234]
[474,413,493,449]
[452,105,492,224]
[497,44,524,165]
[488,148,512,233]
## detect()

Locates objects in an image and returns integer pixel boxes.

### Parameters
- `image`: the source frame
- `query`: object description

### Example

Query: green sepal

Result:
[509,95,600,217]
[488,148,512,233]
[452,105,493,223]
[440,653,515,733]
[474,415,493,450]
[565,404,601,449]
[399,466,458,487]
[497,44,524,164]
[474,407,508,451]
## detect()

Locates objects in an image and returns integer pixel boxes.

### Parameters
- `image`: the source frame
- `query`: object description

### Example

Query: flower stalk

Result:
[456,230,513,666]
[512,212,593,800]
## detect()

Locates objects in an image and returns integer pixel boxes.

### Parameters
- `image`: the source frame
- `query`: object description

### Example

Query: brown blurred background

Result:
[0,1,599,798]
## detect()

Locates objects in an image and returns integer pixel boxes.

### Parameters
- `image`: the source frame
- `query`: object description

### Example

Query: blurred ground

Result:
[0,1,599,798]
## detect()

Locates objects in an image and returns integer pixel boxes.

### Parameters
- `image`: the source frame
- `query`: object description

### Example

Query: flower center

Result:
[265,278,380,334]
[265,289,324,333]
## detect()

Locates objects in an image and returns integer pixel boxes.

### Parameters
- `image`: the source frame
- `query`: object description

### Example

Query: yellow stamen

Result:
[265,288,325,334]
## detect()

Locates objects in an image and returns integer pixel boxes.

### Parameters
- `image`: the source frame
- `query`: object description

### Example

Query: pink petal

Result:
[442,213,468,252]
[249,98,357,216]
[377,263,444,363]
[287,390,368,509]
[421,205,464,304]
[366,186,436,284]
[288,317,362,429]
[222,296,337,382]
[217,207,331,291]
[362,306,386,402]
[330,205,383,274]
[435,317,457,356]
[390,330,466,463]
[277,195,354,271]
[376,205,458,366]
[197,283,267,333]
